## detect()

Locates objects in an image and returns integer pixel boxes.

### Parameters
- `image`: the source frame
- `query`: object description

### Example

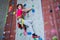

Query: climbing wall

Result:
[0,0,9,40]
[15,0,44,40]
[42,0,60,40]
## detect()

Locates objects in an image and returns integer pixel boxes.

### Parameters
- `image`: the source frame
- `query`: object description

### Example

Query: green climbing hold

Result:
[20,33,22,36]
[52,36,58,40]
[32,5,34,7]
[34,38,37,40]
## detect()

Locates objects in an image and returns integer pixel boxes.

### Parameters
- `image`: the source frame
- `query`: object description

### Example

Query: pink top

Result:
[16,9,23,18]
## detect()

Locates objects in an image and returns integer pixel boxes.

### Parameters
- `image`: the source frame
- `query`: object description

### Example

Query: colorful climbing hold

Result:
[13,11,16,15]
[44,22,48,25]
[10,35,13,38]
[55,7,59,11]
[27,32,32,35]
[51,29,57,34]
[50,9,53,13]
[20,33,22,36]
[34,38,37,40]
[8,5,13,12]
[3,32,5,34]
[38,37,42,40]
[11,1,14,4]
[6,15,8,17]
[24,3,27,7]
[58,5,60,8]
[52,36,58,40]
[32,8,35,13]
[32,5,34,7]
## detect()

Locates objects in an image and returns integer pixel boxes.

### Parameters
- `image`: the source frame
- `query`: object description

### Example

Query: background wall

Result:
[15,0,44,40]
[0,0,9,40]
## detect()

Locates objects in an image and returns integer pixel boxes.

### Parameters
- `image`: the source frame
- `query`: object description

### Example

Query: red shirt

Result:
[16,9,23,18]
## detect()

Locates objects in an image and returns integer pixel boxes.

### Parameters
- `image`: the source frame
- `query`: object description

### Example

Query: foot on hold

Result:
[32,33,40,38]
[24,30,27,36]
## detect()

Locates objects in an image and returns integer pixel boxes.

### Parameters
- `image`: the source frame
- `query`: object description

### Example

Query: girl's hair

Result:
[17,4,23,9]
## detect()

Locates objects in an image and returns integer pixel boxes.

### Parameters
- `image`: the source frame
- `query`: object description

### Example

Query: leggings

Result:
[24,20,34,34]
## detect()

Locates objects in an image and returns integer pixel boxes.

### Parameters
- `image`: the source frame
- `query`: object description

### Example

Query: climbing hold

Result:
[24,3,27,7]
[13,11,16,15]
[8,5,13,12]
[51,29,57,34]
[27,32,32,35]
[32,8,35,13]
[34,38,37,40]
[32,5,34,7]
[20,33,22,36]
[50,9,53,13]
[10,35,13,38]
[6,15,8,17]
[44,22,48,25]
[11,1,14,4]
[3,32,5,34]
[55,7,59,11]
[52,36,58,40]
[38,37,42,40]
[58,5,60,9]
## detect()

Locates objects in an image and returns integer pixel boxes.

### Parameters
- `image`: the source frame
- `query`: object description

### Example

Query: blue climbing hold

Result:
[27,32,32,35]
[11,1,14,4]
[24,3,27,7]
[38,37,42,40]
[31,0,33,1]
[32,9,35,13]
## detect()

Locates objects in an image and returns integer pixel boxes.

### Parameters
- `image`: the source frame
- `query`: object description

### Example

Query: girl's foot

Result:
[18,23,22,29]
[24,30,27,36]
[32,33,40,38]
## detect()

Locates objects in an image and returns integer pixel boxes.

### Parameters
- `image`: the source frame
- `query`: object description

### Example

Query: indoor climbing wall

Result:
[15,0,44,40]
[42,0,60,40]
[0,0,9,40]
[4,0,16,40]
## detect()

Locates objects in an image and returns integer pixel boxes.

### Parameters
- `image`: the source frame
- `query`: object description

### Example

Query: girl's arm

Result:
[22,8,32,13]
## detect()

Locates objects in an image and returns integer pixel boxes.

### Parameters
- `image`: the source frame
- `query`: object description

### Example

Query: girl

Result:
[16,4,40,38]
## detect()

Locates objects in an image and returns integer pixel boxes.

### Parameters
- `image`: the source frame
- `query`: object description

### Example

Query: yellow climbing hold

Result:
[13,11,16,15]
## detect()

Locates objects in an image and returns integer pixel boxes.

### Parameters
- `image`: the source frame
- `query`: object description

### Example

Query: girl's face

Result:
[18,5,22,9]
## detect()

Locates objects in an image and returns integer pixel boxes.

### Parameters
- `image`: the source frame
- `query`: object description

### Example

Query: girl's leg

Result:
[24,20,34,34]
[24,20,40,38]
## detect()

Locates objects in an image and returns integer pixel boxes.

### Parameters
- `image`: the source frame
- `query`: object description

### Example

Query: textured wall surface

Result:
[0,0,9,40]
[42,0,60,40]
